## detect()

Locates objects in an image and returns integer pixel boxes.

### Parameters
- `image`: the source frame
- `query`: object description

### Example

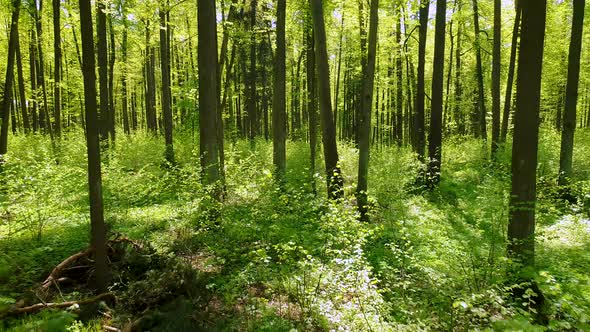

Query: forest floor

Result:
[1,129,589,331]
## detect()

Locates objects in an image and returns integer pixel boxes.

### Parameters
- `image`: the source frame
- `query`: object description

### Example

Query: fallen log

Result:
[1,293,115,318]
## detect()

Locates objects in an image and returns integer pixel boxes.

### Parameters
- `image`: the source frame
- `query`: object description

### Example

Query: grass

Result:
[0,128,589,331]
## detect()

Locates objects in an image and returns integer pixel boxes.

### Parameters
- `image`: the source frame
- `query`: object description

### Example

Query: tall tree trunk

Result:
[53,0,62,138]
[97,0,109,142]
[395,8,403,147]
[558,0,585,188]
[427,0,447,188]
[246,0,257,140]
[357,0,379,221]
[15,31,30,133]
[121,11,130,135]
[491,0,501,155]
[108,16,116,143]
[197,0,221,198]
[508,0,547,267]
[29,31,39,132]
[35,0,54,140]
[472,0,487,139]
[500,4,521,143]
[310,0,343,199]
[78,0,108,292]
[272,0,287,177]
[306,25,318,193]
[0,0,20,157]
[160,7,174,163]
[414,0,429,161]
[454,0,464,135]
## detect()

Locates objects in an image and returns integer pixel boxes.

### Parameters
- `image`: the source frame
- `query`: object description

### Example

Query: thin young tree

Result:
[97,0,109,142]
[472,0,487,139]
[310,0,344,199]
[78,0,109,291]
[197,0,221,198]
[0,0,20,158]
[414,0,429,162]
[427,0,447,187]
[491,0,501,155]
[53,0,62,138]
[272,0,287,177]
[508,0,547,267]
[500,3,521,143]
[357,0,379,221]
[160,5,175,163]
[558,0,585,189]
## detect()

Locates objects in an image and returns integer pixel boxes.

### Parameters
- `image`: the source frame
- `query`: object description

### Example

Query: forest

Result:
[0,0,589,330]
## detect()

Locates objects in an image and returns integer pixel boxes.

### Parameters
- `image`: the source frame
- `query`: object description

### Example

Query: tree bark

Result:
[53,0,62,138]
[500,4,521,143]
[357,0,379,220]
[97,0,109,142]
[0,0,20,157]
[472,0,487,139]
[15,30,30,134]
[414,0,429,161]
[491,0,501,155]
[78,0,109,292]
[508,0,547,267]
[427,0,447,188]
[197,0,221,198]
[558,0,585,187]
[160,7,175,163]
[272,0,287,177]
[310,0,343,199]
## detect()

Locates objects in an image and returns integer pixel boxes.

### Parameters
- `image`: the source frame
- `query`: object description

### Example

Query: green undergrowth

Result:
[0,128,589,331]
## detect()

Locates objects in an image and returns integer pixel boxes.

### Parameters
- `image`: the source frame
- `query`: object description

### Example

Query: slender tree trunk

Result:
[415,0,429,161]
[307,25,318,193]
[500,5,521,143]
[197,0,221,198]
[15,32,30,133]
[160,7,174,163]
[357,0,379,221]
[97,0,109,142]
[472,0,487,139]
[427,0,447,188]
[108,16,116,143]
[272,0,287,177]
[558,0,585,188]
[491,0,501,155]
[29,31,39,132]
[0,0,20,157]
[53,0,62,138]
[508,0,547,267]
[395,8,403,147]
[78,0,108,292]
[35,0,54,140]
[246,0,257,140]
[121,12,130,135]
[310,0,343,199]
[454,0,464,135]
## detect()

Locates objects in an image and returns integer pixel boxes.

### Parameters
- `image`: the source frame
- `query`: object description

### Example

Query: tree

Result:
[197,0,221,197]
[357,0,379,221]
[272,0,286,177]
[97,0,110,143]
[414,0,429,162]
[427,0,447,187]
[160,5,175,164]
[491,0,501,155]
[0,0,20,158]
[310,0,344,199]
[500,3,521,143]
[558,0,585,189]
[78,0,109,291]
[508,0,547,267]
[53,0,62,138]
[472,0,487,139]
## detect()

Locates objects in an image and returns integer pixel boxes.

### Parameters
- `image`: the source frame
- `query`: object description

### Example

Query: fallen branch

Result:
[40,248,93,291]
[1,293,115,317]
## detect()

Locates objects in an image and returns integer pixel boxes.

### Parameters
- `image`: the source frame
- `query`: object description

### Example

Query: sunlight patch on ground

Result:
[542,214,590,247]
